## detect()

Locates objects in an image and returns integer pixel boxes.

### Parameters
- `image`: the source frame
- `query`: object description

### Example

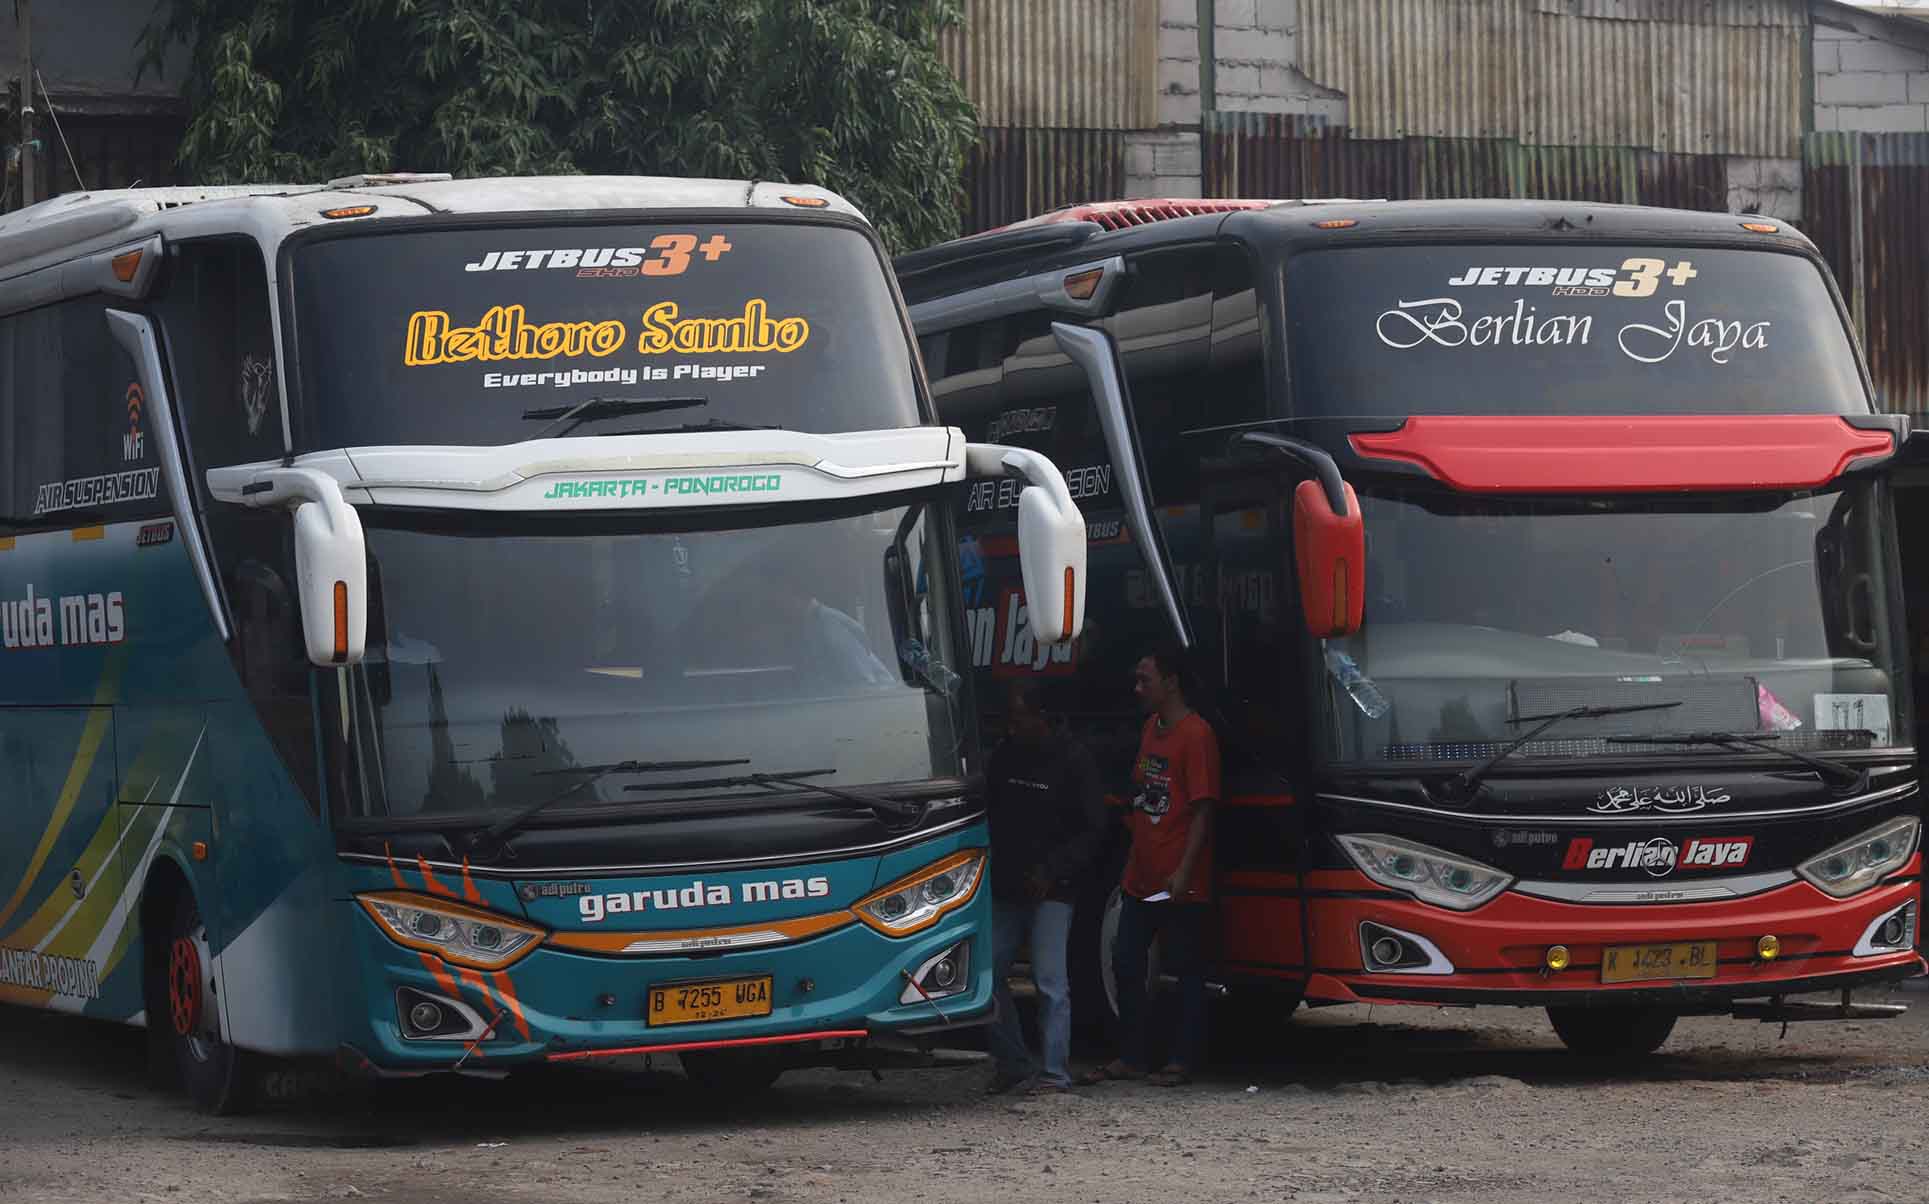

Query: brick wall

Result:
[1813,6,1929,134]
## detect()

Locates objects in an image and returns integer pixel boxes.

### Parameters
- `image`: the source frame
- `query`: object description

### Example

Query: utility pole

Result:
[17,0,33,207]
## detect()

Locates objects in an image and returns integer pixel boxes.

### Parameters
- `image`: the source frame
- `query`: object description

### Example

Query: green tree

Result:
[137,0,977,251]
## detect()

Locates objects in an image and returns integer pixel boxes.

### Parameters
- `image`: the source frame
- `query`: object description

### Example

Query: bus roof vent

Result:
[995,198,1281,233]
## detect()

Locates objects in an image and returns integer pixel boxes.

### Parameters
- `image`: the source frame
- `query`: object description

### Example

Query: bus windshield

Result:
[290,220,923,448]
[1284,244,1868,414]
[327,500,970,822]
[1322,484,1906,768]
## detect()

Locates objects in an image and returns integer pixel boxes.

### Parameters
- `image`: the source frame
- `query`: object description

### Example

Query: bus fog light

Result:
[900,941,972,1003]
[1854,902,1917,957]
[1359,922,1453,975]
[407,1001,444,1033]
[1757,934,1780,961]
[1545,945,1571,972]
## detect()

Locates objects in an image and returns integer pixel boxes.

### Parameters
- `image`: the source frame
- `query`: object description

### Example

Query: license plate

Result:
[1600,941,1719,984]
[647,976,773,1026]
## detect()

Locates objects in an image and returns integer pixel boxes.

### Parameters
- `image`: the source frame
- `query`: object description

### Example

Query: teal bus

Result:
[0,174,1087,1111]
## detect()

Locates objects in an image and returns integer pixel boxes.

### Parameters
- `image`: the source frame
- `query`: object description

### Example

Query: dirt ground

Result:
[4,982,1929,1204]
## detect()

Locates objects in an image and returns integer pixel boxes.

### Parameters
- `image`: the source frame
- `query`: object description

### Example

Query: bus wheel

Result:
[167,892,254,1114]
[680,1049,784,1096]
[1545,1006,1677,1058]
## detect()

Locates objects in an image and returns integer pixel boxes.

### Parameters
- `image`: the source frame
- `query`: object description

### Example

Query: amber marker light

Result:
[332,581,349,663]
[1740,221,1780,233]
[1314,218,1359,230]
[1757,934,1781,961]
[110,249,144,282]
[781,195,831,208]
[1062,268,1104,300]
[1061,567,1077,640]
[321,205,377,219]
[1544,945,1571,972]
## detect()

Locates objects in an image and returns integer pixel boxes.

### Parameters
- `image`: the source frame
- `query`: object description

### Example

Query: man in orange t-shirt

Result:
[1082,644,1220,1087]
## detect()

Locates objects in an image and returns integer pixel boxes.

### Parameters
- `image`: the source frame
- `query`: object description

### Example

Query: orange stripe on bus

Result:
[459,858,485,905]
[70,526,105,542]
[490,971,531,1042]
[416,856,457,898]
[384,844,408,890]
[416,951,460,1000]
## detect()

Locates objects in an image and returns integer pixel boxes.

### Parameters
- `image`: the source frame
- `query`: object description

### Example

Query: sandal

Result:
[1077,1059,1143,1085]
[1147,1064,1192,1087]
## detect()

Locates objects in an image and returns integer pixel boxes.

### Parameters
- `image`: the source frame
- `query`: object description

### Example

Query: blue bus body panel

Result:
[336,822,990,1067]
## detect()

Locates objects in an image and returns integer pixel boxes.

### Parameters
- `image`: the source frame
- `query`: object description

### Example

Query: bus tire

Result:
[1545,1006,1677,1058]
[1068,846,1130,1041]
[679,1049,784,1095]
[165,891,256,1114]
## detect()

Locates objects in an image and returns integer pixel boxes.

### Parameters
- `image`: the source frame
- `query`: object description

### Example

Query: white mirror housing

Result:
[965,443,1087,645]
[210,465,368,666]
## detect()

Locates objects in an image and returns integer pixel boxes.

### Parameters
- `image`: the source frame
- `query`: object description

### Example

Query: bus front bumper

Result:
[336,898,994,1075]
[1304,863,1924,1012]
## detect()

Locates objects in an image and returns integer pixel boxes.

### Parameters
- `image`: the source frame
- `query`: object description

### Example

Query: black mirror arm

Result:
[1230,431,1353,516]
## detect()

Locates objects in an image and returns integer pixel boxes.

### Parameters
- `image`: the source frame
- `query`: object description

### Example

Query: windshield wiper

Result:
[523,395,708,439]
[465,756,751,851]
[624,767,926,822]
[1605,731,1867,791]
[1440,701,1684,803]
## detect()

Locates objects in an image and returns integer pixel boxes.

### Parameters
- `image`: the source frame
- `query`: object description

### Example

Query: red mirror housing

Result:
[1292,478,1365,637]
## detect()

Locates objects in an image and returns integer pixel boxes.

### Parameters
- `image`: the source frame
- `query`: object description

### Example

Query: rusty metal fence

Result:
[961,127,1127,235]
[1201,112,1730,209]
[1805,133,1929,412]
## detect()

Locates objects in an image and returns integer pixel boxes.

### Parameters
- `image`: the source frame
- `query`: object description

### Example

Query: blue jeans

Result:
[1114,895,1209,1072]
[988,898,1075,1087]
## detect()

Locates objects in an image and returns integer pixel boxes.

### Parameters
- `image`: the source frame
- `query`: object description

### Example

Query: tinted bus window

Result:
[1284,246,1868,415]
[290,222,922,450]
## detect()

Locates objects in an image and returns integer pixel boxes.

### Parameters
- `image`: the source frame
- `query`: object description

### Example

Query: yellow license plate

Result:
[1600,941,1719,984]
[647,976,773,1026]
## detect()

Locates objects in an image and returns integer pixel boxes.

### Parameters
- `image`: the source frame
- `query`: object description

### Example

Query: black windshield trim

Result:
[351,488,953,540]
[1324,748,1917,778]
[333,776,976,836]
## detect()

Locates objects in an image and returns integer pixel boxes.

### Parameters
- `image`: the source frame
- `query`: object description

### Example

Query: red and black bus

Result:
[897,198,1925,1055]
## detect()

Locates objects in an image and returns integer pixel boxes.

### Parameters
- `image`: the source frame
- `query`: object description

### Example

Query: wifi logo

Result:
[122,382,145,463]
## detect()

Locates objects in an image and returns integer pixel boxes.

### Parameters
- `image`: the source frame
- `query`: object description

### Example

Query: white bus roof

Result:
[0,175,864,281]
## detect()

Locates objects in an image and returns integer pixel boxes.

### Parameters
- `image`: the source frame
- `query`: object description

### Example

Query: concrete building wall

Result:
[1812,2,1929,134]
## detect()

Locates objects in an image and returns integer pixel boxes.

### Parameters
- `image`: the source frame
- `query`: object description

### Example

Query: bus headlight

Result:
[855,849,986,936]
[1797,816,1919,899]
[1335,833,1512,911]
[358,891,545,969]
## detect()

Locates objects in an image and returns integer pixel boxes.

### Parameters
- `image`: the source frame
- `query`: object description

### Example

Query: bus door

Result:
[1196,456,1308,992]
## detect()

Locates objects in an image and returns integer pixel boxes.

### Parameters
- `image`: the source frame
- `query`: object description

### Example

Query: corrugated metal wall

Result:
[1204,114,1730,209]
[946,0,1152,236]
[1806,133,1929,410]
[942,0,1158,130]
[1298,0,1806,156]
[963,128,1128,234]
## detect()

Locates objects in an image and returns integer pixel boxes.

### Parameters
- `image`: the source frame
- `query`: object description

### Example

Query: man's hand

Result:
[1164,866,1191,899]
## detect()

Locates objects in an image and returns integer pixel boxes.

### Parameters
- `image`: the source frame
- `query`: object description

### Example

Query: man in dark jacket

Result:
[985,679,1108,1094]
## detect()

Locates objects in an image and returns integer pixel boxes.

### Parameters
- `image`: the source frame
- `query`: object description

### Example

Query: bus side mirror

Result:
[207,464,369,667]
[965,443,1088,644]
[293,498,368,667]
[1293,478,1364,638]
